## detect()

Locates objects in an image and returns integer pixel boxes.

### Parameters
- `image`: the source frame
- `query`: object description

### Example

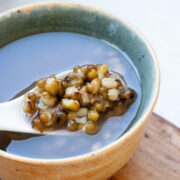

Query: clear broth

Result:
[0,33,141,159]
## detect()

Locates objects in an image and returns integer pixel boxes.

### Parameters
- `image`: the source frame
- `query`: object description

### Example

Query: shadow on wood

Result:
[110,113,180,180]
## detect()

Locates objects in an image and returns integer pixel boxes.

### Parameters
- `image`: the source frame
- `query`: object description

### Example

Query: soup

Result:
[0,33,141,159]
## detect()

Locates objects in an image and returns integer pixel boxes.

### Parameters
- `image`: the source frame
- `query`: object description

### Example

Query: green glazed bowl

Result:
[0,2,160,180]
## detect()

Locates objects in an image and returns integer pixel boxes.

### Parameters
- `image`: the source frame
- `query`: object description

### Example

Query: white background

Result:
[0,0,180,127]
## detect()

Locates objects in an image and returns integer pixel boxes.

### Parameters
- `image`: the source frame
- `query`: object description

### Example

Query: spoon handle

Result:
[0,71,70,134]
[0,97,34,133]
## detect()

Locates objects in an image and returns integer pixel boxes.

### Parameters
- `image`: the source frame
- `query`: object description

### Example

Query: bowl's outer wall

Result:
[0,124,146,180]
[0,3,159,180]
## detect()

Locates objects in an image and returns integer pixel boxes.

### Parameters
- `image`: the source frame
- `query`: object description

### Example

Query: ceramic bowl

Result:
[0,2,160,180]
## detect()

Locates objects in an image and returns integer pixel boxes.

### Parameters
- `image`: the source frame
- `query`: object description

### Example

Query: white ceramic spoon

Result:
[0,70,126,135]
[0,71,70,134]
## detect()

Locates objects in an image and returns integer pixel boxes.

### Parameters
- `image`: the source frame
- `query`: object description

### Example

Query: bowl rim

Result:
[0,2,160,164]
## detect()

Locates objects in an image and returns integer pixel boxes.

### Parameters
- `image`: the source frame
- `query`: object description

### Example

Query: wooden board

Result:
[110,113,180,180]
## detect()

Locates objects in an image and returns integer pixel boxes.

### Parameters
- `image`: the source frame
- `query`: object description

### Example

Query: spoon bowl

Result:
[0,69,127,135]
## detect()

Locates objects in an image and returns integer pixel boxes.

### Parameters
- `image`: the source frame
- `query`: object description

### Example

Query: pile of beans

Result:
[24,64,136,134]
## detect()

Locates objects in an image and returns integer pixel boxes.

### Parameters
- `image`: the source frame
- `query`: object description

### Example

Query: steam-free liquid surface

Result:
[0,33,141,159]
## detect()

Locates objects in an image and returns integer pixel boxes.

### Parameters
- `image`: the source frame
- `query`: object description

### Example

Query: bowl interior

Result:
[0,3,158,144]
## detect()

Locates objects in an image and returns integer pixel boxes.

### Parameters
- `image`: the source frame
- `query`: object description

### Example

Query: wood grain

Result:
[110,113,180,180]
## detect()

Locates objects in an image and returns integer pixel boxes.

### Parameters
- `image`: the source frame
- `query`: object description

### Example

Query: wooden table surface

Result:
[110,113,180,180]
